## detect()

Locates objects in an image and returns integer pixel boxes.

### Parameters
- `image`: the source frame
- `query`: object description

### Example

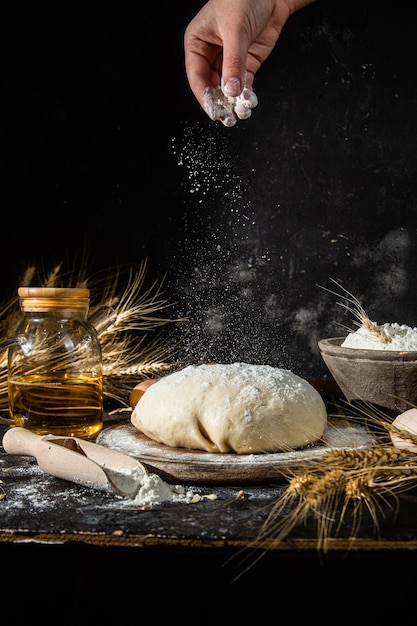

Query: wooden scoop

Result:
[2,427,148,497]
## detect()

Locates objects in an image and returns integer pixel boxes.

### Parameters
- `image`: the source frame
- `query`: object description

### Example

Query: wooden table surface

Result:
[1,382,416,549]
[2,385,417,620]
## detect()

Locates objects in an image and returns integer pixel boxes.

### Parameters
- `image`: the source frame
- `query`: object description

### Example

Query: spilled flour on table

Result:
[122,471,206,507]
[0,447,217,510]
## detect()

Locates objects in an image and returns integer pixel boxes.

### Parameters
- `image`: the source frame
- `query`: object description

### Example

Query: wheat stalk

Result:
[318,278,392,344]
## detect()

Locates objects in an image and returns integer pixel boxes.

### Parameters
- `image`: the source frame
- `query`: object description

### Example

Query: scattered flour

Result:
[203,85,258,127]
[342,322,417,351]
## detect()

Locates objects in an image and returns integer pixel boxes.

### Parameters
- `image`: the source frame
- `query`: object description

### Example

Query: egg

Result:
[129,378,159,409]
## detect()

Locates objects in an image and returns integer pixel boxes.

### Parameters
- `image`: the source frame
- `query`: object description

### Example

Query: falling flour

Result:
[342,322,417,351]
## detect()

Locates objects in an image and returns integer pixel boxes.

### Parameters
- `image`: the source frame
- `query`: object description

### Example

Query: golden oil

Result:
[8,372,103,439]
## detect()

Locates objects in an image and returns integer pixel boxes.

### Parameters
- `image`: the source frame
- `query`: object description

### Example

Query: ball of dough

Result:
[131,363,327,454]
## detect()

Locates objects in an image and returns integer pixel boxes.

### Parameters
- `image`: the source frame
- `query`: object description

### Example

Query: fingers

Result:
[183,0,314,124]
[219,40,249,99]
[203,85,258,127]
[222,76,243,99]
[183,0,257,126]
[234,87,258,119]
[183,0,274,126]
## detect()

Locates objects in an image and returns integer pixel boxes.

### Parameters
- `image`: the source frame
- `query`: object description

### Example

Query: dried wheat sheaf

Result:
[0,259,184,414]
[231,403,417,579]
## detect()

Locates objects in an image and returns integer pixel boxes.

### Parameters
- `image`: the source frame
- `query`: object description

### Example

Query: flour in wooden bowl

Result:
[342,322,417,351]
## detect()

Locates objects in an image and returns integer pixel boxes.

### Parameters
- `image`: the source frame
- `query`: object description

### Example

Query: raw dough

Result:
[131,363,327,454]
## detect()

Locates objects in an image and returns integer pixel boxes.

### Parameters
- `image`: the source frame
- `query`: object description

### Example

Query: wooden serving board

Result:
[96,417,374,485]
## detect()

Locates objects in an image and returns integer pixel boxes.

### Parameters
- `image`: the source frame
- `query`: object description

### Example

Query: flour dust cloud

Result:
[171,122,292,370]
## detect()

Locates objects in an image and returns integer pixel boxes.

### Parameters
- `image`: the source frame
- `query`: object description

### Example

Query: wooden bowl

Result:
[318,337,417,414]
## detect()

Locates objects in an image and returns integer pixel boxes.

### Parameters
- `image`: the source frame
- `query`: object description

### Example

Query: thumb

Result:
[220,32,252,97]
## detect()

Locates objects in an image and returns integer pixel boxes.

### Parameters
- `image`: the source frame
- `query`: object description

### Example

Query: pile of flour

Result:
[118,471,217,508]
[126,471,196,506]
[342,322,417,351]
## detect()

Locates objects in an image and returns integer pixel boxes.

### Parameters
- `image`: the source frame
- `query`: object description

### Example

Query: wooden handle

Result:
[2,427,112,492]
[2,427,43,457]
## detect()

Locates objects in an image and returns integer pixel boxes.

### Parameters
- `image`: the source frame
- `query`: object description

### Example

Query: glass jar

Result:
[8,287,103,440]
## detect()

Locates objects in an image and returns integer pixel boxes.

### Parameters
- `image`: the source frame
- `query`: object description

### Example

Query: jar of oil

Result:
[8,287,103,440]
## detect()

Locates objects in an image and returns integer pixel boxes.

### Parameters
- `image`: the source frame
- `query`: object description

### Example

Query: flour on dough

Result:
[131,363,327,454]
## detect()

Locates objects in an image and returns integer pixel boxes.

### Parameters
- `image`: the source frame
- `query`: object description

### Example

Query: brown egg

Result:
[129,378,159,409]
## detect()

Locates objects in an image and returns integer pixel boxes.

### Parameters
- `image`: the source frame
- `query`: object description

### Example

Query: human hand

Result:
[184,0,316,126]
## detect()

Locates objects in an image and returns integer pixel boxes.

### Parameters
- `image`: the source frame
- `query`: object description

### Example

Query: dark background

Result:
[2,1,417,616]
[2,0,417,379]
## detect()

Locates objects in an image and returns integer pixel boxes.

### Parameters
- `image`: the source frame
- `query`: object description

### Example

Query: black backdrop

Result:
[3,0,417,380]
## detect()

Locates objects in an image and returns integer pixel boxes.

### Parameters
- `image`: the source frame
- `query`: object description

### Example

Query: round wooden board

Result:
[96,417,374,485]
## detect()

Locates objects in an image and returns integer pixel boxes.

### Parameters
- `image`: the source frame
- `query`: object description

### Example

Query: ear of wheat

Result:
[318,278,392,344]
